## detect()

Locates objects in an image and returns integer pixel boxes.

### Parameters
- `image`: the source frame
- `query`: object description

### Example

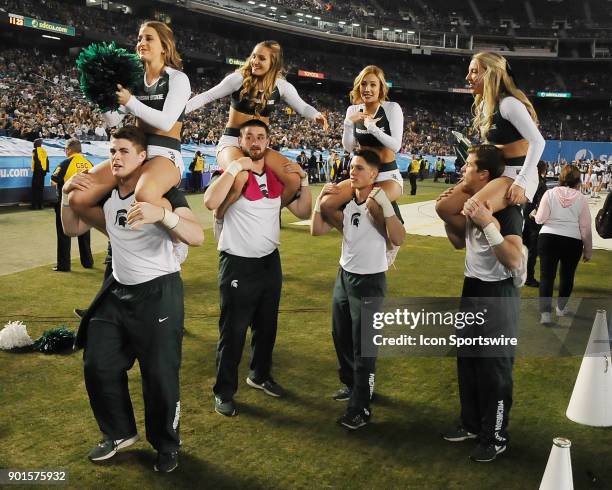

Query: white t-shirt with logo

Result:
[340,198,388,274]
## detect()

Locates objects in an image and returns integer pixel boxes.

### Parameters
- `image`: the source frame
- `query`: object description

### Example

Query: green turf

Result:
[1,182,611,489]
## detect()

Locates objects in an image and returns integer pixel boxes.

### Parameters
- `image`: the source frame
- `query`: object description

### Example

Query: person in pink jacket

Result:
[535,164,592,324]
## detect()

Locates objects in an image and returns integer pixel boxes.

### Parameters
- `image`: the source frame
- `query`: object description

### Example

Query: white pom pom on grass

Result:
[0,321,34,350]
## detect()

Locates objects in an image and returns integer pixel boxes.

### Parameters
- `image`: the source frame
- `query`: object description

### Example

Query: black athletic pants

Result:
[214,250,282,400]
[458,277,518,446]
[522,221,541,281]
[31,170,45,209]
[537,233,583,313]
[55,202,93,270]
[332,267,386,413]
[409,173,418,195]
[191,171,202,192]
[84,272,184,452]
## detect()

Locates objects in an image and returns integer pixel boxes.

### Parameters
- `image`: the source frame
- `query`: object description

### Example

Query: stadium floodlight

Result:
[280,14,287,18]
[382,27,389,31]
[247,0,255,4]
[270,5,276,9]
[306,14,313,18]
[258,3,266,7]
[395,29,403,32]
[42,34,60,40]
[352,23,360,27]
[406,30,415,34]
[314,16,321,20]
[338,21,346,25]
[296,13,304,16]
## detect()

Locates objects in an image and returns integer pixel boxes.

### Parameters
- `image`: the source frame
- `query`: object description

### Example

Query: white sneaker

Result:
[511,245,528,288]
[540,312,552,324]
[555,305,572,317]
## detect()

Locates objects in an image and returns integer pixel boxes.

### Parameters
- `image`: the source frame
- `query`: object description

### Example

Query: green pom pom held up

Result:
[76,42,144,112]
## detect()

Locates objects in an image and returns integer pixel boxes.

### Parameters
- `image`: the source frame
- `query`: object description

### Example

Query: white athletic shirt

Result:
[103,67,191,132]
[486,96,545,199]
[342,101,404,153]
[464,206,522,282]
[218,172,282,258]
[102,187,187,285]
[185,71,321,120]
[340,199,388,275]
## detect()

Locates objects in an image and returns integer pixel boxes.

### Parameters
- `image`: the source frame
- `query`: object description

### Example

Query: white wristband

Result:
[161,208,180,230]
[301,175,309,187]
[483,222,504,247]
[226,161,243,177]
[370,189,395,218]
[314,196,322,213]
[380,200,395,219]
[61,192,70,207]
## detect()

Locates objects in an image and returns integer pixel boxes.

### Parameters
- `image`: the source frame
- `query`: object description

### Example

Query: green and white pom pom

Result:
[32,327,76,354]
[76,42,144,112]
[0,321,34,350]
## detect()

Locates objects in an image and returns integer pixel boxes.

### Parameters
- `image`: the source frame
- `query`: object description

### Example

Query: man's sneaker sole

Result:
[214,406,237,417]
[89,434,140,461]
[154,462,178,473]
[214,398,237,417]
[443,432,478,442]
[154,452,179,473]
[341,419,367,430]
[470,445,507,463]
[246,377,281,397]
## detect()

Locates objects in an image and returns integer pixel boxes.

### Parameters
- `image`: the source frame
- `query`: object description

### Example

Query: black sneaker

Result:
[332,386,351,401]
[338,409,371,430]
[525,278,540,288]
[246,377,285,397]
[88,434,139,461]
[154,451,179,473]
[442,426,478,442]
[73,308,87,320]
[470,442,507,462]
[214,396,237,417]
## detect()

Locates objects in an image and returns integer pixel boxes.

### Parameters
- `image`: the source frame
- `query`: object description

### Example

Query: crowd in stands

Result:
[249,0,611,38]
[2,0,610,98]
[1,0,610,153]
[2,45,611,160]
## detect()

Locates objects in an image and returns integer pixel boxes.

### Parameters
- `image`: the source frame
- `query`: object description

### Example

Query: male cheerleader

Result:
[62,125,203,473]
[311,150,405,429]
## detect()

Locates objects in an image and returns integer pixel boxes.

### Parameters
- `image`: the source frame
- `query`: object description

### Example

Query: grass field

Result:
[1,181,611,489]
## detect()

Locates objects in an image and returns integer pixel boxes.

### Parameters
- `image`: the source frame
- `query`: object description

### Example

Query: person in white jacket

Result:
[535,164,592,324]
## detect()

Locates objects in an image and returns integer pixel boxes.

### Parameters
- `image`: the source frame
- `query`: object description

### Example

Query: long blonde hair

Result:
[471,52,537,141]
[140,21,183,70]
[238,41,284,115]
[349,65,389,104]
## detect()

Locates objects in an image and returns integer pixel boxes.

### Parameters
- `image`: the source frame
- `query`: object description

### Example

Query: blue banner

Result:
[541,140,612,163]
[10,136,608,197]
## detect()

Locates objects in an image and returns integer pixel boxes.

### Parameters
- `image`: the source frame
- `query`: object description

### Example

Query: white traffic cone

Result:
[539,437,574,490]
[566,309,612,426]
